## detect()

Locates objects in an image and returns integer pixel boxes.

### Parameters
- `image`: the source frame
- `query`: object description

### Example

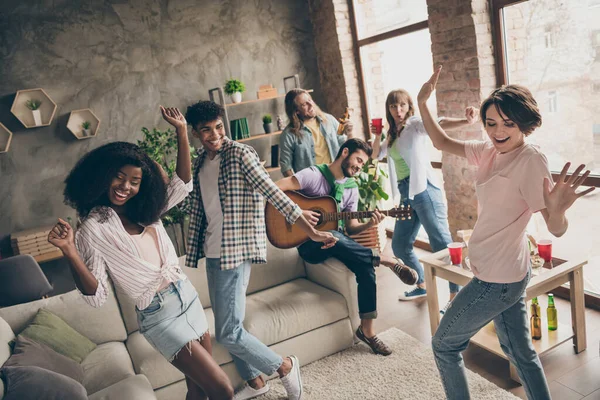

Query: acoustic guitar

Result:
[265,191,412,249]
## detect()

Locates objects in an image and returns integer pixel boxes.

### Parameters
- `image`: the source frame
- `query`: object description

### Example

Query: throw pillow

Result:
[4,335,84,383]
[0,365,87,400]
[19,308,96,363]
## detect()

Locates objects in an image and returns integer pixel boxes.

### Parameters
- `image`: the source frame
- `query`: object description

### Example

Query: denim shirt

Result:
[279,113,346,174]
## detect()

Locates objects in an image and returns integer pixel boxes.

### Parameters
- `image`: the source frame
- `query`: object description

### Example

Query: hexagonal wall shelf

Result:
[11,88,58,128]
[67,108,100,140]
[0,123,13,154]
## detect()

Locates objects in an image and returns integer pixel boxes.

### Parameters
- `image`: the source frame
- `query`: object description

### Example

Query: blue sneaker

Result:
[398,287,427,301]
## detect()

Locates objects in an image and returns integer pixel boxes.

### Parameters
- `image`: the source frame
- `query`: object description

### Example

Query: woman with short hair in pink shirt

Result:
[418,66,594,400]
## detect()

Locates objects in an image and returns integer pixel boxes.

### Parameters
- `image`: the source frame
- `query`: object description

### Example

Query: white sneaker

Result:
[233,382,270,400]
[280,355,303,400]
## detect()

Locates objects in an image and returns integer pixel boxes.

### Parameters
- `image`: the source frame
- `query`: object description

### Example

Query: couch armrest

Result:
[304,259,360,334]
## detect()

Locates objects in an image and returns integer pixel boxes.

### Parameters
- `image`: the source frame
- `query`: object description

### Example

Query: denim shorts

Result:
[136,279,208,362]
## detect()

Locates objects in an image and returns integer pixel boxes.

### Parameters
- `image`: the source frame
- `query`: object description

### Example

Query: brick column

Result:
[427,0,497,237]
[308,0,365,138]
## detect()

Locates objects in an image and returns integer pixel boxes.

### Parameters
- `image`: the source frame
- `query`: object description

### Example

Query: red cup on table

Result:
[447,242,463,265]
[371,118,383,135]
[537,239,552,262]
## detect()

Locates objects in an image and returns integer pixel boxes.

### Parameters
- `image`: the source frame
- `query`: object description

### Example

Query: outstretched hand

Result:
[543,162,595,216]
[417,65,442,105]
[160,106,187,131]
[465,106,479,124]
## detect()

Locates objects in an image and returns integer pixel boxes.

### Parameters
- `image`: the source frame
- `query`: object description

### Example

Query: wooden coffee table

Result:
[420,249,587,382]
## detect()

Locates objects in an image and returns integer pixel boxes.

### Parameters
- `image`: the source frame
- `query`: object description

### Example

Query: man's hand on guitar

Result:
[367,209,385,228]
[303,210,320,227]
[310,230,338,249]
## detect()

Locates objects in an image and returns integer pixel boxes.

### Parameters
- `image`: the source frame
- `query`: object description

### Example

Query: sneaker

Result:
[390,261,418,285]
[355,326,392,356]
[233,383,270,400]
[440,300,452,315]
[398,287,427,301]
[280,355,302,400]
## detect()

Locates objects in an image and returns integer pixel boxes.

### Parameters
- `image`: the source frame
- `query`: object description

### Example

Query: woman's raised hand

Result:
[543,162,595,216]
[465,106,480,124]
[417,65,442,105]
[48,218,75,254]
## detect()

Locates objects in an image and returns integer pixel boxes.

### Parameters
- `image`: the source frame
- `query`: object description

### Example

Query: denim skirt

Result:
[136,279,208,361]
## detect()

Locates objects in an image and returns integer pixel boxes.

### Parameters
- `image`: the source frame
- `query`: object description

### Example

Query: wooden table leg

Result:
[570,268,586,353]
[509,363,521,383]
[424,262,440,335]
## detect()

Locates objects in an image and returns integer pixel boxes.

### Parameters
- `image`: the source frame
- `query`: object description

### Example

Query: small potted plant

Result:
[224,79,245,103]
[262,114,273,133]
[81,121,91,137]
[26,99,42,126]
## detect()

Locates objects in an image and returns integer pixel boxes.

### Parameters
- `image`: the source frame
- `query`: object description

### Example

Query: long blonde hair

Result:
[284,89,328,141]
[385,89,415,147]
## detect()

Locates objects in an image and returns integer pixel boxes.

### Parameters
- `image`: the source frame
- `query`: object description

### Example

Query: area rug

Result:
[261,328,520,400]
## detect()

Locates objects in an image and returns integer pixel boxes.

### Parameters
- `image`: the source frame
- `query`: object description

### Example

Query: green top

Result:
[388,143,410,181]
[532,297,539,304]
[547,293,555,306]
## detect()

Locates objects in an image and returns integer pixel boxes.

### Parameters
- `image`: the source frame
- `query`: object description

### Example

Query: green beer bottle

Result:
[547,294,557,331]
[530,297,542,340]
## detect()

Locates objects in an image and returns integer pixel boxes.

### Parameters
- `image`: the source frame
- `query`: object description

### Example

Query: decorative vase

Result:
[82,128,91,137]
[277,115,285,131]
[32,109,42,126]
[230,92,242,104]
[263,123,273,133]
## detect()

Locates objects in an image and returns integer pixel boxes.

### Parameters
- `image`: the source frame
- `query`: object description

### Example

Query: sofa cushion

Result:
[82,342,135,395]
[88,374,156,400]
[19,309,96,363]
[0,288,127,345]
[125,331,183,390]
[0,365,87,400]
[0,317,15,367]
[4,335,84,383]
[246,244,306,296]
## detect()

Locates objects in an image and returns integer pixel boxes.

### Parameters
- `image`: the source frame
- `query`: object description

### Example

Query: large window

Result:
[494,0,600,298]
[351,0,440,242]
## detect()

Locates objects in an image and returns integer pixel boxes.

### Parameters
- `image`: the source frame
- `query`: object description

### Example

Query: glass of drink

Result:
[537,239,552,262]
[447,242,463,265]
[371,118,383,134]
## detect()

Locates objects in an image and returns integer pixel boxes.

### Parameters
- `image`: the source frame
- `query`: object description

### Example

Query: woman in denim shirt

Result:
[280,89,353,177]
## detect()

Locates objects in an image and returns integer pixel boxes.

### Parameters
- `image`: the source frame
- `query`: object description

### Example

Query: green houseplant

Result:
[262,113,273,133]
[224,79,245,104]
[350,159,389,251]
[81,121,91,137]
[26,99,42,126]
[137,126,198,256]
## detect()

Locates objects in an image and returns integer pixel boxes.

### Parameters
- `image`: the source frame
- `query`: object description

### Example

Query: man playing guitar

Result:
[276,138,417,356]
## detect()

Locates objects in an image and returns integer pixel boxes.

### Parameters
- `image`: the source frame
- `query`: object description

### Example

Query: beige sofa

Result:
[0,243,360,399]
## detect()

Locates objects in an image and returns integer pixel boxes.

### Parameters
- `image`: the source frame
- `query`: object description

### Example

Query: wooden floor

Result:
[376,240,600,399]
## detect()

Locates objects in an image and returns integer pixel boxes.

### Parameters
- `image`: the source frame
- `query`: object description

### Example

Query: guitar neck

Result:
[323,210,393,221]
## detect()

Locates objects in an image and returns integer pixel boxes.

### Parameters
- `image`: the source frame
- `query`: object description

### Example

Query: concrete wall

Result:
[0,0,322,255]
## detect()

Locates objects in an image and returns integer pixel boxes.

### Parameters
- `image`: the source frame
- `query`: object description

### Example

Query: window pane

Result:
[360,28,441,172]
[503,0,600,175]
[503,0,600,296]
[353,0,428,40]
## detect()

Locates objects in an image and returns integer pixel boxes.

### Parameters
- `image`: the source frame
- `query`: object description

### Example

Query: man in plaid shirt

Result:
[184,101,335,400]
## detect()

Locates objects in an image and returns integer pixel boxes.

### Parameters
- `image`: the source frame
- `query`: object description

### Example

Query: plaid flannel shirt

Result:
[184,139,302,270]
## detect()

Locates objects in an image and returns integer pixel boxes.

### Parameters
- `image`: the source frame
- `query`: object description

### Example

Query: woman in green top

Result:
[371,89,478,306]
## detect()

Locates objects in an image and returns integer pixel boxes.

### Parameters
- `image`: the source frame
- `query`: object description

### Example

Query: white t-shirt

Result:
[198,155,223,258]
[378,116,441,199]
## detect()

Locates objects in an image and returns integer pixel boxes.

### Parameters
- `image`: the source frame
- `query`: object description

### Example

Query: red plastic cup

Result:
[537,239,552,262]
[371,118,383,134]
[448,242,463,265]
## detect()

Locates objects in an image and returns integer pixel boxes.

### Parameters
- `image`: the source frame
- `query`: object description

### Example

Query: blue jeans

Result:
[432,269,551,400]
[298,230,378,319]
[392,179,459,293]
[206,258,283,381]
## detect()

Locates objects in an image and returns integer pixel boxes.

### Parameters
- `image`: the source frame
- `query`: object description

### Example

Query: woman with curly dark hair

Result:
[48,107,234,400]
